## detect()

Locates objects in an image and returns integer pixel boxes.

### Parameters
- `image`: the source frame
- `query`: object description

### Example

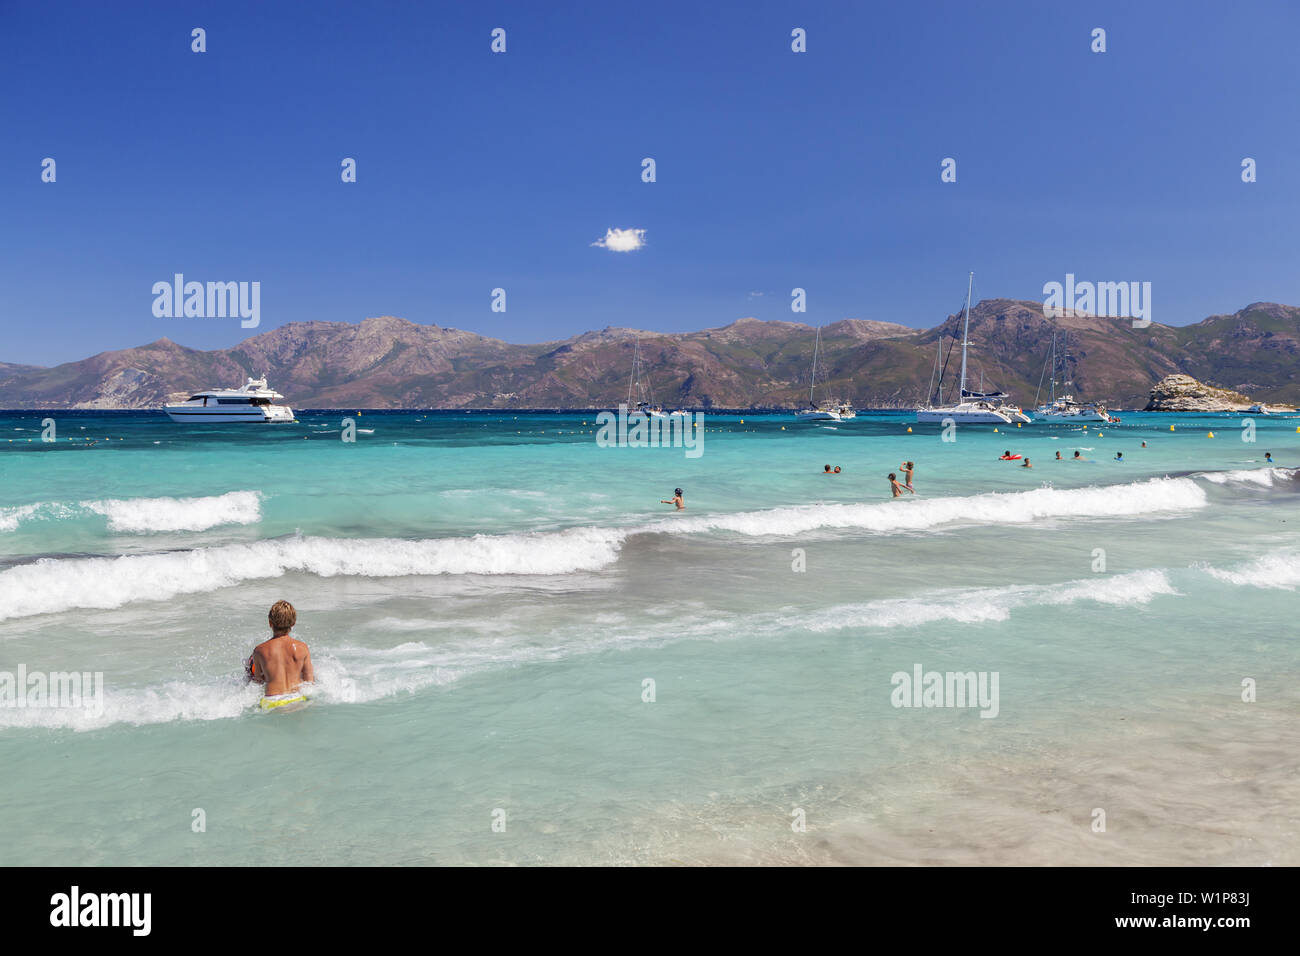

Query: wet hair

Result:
[824,464,832,472]
[674,488,682,497]
[269,600,296,635]
[888,473,897,480]
[1004,450,1011,456]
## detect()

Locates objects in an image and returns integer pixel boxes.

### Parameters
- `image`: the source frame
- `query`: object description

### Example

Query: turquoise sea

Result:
[1,409,1297,865]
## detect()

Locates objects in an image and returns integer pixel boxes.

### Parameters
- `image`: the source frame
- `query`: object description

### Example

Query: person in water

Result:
[833,465,842,474]
[247,600,314,710]
[1021,457,1032,468]
[824,464,832,473]
[899,461,914,489]
[1073,451,1086,460]
[1114,452,1124,462]
[888,472,913,497]
[661,488,685,510]
[1265,452,1274,463]
[1141,441,1148,448]
[1055,450,1062,460]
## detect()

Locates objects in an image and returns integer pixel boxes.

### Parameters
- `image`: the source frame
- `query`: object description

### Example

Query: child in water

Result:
[899,461,914,489]
[661,488,685,510]
[888,473,913,497]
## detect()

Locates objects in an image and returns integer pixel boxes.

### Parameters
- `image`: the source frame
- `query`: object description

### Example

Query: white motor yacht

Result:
[164,376,296,423]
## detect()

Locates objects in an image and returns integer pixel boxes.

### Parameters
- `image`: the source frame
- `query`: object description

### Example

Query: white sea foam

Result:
[0,654,459,731]
[85,490,263,533]
[802,569,1179,631]
[0,504,42,533]
[1196,466,1296,487]
[1205,549,1300,589]
[0,479,1211,620]
[0,491,262,534]
[650,476,1208,538]
[0,526,628,620]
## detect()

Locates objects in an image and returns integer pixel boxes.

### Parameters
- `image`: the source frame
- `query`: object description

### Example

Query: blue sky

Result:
[2,0,1298,365]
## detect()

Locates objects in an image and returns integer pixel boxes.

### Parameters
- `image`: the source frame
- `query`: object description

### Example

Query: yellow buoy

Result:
[1207,431,1214,438]
[739,419,744,424]
[1016,423,1022,428]
[1097,431,1103,437]
[1170,425,1175,431]
[993,427,999,432]
[906,426,912,433]
[781,425,785,430]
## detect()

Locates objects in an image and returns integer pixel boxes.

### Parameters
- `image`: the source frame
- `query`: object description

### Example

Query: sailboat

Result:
[627,339,666,418]
[1031,332,1111,422]
[915,273,1031,425]
[795,326,855,421]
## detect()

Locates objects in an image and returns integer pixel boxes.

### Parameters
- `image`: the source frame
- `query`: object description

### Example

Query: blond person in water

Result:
[246,600,314,710]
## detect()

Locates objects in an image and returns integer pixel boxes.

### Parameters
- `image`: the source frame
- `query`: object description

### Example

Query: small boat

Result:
[796,326,853,421]
[164,376,295,423]
[1246,404,1270,415]
[1031,333,1111,422]
[627,339,667,417]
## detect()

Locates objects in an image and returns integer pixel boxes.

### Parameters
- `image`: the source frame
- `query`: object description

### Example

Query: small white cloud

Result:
[748,290,765,298]
[591,227,646,252]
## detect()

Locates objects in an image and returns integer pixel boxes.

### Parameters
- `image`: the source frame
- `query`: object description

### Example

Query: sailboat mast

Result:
[958,271,973,402]
[627,339,638,407]
[1050,332,1057,402]
[809,326,820,403]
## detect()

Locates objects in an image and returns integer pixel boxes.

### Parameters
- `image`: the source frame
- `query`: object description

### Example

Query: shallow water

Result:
[1,409,1297,864]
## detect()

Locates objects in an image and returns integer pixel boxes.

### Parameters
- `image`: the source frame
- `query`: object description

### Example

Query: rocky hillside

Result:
[1,300,1299,409]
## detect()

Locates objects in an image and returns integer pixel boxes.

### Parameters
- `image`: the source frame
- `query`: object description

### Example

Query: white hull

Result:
[916,402,1028,425]
[164,404,295,423]
[1033,408,1110,423]
[796,409,842,422]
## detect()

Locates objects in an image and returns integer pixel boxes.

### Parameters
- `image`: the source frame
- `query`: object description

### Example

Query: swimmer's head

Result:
[888,473,897,481]
[833,466,841,473]
[824,464,831,472]
[269,600,296,636]
[674,488,682,497]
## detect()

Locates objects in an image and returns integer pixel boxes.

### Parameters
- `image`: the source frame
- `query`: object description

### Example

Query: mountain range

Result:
[2,300,1298,410]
